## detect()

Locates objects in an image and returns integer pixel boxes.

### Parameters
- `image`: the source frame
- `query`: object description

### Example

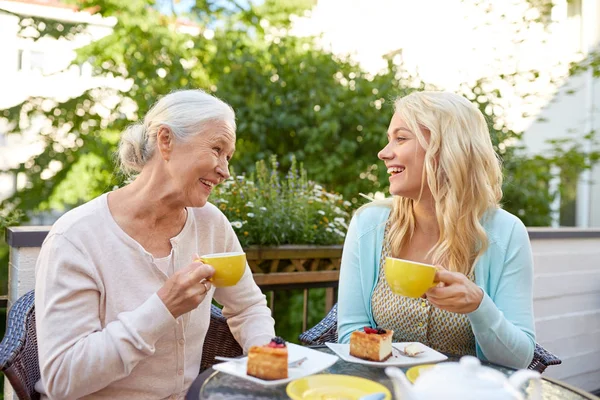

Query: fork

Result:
[392,347,423,358]
[215,356,308,368]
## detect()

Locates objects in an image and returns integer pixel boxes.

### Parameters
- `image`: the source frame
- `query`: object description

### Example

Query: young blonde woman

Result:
[337,91,535,369]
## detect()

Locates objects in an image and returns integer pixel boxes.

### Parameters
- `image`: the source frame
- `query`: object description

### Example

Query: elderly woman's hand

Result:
[424,267,484,314]
[157,260,215,319]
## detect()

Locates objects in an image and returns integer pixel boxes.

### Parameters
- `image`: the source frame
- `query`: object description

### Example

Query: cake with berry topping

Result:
[246,337,288,380]
[349,326,394,362]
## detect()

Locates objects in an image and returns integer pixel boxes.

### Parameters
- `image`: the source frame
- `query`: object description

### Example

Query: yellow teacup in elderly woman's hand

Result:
[195,252,246,287]
[384,257,438,298]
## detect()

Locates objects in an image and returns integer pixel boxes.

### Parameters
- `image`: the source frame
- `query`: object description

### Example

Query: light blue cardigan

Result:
[337,203,536,369]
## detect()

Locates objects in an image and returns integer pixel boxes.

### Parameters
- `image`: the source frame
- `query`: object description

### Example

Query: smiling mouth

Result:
[199,178,216,190]
[387,167,405,176]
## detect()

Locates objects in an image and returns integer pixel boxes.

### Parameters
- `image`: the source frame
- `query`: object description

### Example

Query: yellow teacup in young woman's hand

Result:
[195,252,246,287]
[384,257,438,298]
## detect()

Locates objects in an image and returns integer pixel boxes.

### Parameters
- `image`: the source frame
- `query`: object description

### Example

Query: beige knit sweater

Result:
[34,193,275,399]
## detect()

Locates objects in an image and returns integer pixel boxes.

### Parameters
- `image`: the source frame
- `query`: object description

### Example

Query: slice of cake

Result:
[246,337,288,380]
[349,326,394,362]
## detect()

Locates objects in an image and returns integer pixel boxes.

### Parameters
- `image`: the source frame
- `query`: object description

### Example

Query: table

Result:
[186,346,599,400]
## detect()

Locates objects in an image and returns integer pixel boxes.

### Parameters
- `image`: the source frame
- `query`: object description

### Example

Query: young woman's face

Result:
[378,112,430,200]
[163,120,235,208]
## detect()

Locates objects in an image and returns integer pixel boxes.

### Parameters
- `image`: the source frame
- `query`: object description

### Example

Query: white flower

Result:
[343,201,351,207]
[326,228,333,232]
[218,199,229,204]
[317,210,326,215]
[230,221,243,229]
[314,184,323,190]
[247,181,254,185]
[335,218,348,229]
[247,213,255,218]
[334,228,346,237]
[236,175,245,180]
[245,201,254,207]
[259,207,267,211]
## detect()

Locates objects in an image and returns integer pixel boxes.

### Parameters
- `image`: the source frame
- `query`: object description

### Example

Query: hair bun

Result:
[118,124,147,174]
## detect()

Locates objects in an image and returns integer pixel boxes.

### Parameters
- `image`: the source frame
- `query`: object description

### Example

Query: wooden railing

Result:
[247,245,341,332]
[5,226,344,335]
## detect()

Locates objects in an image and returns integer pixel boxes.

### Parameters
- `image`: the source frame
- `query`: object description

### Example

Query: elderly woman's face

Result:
[164,120,235,208]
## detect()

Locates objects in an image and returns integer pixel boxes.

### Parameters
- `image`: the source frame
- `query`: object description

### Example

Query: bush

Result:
[210,156,350,343]
[210,155,351,248]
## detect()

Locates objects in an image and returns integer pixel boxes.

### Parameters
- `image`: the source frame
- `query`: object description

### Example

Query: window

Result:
[29,51,45,73]
[17,49,46,73]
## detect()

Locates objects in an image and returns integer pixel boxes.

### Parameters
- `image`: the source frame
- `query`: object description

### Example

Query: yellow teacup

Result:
[196,252,246,287]
[384,257,437,298]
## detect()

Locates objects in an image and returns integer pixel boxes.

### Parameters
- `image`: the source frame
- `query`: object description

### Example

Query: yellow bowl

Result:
[405,364,436,384]
[384,257,437,298]
[286,374,392,400]
[197,252,246,287]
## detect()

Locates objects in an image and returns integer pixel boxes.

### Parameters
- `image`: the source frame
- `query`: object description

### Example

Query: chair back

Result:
[0,290,40,400]
[200,304,243,372]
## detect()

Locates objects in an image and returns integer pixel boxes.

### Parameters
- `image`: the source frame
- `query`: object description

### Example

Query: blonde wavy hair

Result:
[387,91,503,275]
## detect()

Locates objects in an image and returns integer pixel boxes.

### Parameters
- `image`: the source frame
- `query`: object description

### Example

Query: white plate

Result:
[212,343,339,386]
[325,342,448,367]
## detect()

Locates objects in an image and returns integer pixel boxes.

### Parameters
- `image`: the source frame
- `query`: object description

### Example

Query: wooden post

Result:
[302,288,309,333]
[325,287,335,313]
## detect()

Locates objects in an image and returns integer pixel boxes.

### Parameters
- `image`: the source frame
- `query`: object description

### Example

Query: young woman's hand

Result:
[157,260,215,319]
[424,266,483,314]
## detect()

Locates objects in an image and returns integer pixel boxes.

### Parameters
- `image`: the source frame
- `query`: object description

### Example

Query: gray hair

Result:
[118,89,236,175]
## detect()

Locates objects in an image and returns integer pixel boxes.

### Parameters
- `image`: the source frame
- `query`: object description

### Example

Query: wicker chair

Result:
[0,290,40,400]
[0,291,242,400]
[200,304,243,372]
[298,303,562,374]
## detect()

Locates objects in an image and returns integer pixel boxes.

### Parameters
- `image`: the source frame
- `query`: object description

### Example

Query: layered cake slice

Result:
[349,326,394,362]
[246,337,288,380]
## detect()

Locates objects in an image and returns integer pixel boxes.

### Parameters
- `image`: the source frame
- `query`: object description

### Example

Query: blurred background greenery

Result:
[2,0,597,226]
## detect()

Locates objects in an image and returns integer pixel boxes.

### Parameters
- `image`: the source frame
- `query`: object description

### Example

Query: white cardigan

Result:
[34,193,275,399]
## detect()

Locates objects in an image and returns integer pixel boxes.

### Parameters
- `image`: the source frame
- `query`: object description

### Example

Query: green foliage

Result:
[211,155,351,247]
[0,209,22,305]
[271,288,325,345]
[460,78,600,226]
[0,209,24,233]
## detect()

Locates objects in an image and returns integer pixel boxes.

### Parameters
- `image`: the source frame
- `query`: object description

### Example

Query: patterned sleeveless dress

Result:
[371,221,477,356]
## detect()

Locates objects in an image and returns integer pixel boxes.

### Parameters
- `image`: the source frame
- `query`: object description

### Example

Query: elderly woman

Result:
[34,90,275,399]
[338,91,535,369]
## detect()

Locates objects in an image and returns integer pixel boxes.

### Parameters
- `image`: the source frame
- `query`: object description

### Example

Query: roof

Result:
[3,0,78,10]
